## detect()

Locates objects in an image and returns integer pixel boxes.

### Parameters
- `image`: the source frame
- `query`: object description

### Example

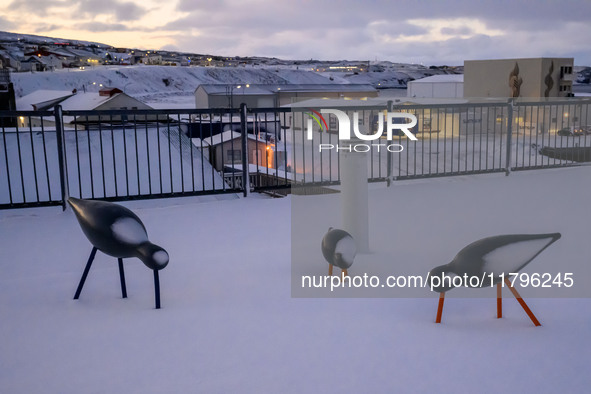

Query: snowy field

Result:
[1,166,590,393]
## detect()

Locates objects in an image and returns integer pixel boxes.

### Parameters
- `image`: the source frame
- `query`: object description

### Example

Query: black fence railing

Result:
[1,98,590,209]
[0,69,10,85]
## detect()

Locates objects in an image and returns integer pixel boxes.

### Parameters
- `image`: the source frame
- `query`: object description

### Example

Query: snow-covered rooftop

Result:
[0,167,589,392]
[15,89,74,110]
[16,90,133,112]
[48,49,76,58]
[58,92,116,111]
[191,130,267,146]
[199,83,377,95]
[200,85,275,96]
[410,74,464,83]
[64,48,102,59]
[285,96,468,108]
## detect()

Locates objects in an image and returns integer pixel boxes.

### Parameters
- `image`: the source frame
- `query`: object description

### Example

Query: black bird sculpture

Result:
[321,227,356,277]
[68,197,169,309]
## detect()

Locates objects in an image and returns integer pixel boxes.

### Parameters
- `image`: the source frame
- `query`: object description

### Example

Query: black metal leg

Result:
[118,258,127,299]
[153,269,161,309]
[74,247,98,300]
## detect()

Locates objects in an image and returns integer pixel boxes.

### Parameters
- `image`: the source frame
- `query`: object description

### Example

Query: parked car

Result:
[558,126,591,136]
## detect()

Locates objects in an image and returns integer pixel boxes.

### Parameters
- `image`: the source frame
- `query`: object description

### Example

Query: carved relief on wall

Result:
[544,61,554,98]
[508,62,523,98]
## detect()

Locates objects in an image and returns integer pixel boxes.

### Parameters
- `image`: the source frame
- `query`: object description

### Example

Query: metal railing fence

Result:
[1,98,590,209]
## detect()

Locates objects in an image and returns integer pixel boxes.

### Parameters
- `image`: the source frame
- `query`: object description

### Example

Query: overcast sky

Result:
[2,0,591,65]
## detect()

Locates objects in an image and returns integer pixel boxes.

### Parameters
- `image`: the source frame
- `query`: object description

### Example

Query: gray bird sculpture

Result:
[68,197,169,309]
[321,227,356,277]
[429,233,561,326]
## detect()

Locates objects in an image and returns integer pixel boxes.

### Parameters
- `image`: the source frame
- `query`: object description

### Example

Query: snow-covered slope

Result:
[10,65,337,99]
[0,30,109,48]
[10,64,453,107]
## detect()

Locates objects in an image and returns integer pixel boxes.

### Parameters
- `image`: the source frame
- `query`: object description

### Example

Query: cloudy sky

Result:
[2,0,591,65]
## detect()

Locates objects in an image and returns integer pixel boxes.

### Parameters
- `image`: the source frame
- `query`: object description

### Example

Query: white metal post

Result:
[340,136,369,253]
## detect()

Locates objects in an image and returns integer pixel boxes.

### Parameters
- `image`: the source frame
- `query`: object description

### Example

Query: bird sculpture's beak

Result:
[136,242,169,270]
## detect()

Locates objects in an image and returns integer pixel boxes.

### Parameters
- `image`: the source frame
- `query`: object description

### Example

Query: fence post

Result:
[386,100,394,186]
[240,103,250,196]
[505,99,514,176]
[341,136,370,253]
[54,105,69,210]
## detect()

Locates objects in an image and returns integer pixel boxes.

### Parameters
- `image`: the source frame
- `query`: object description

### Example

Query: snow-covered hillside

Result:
[0,31,110,48]
[10,64,450,108]
[10,66,334,98]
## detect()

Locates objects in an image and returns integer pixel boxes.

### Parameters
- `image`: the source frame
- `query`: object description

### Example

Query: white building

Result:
[195,83,378,109]
[407,74,464,98]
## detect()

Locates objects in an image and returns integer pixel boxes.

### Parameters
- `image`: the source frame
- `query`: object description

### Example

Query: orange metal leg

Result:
[342,269,348,277]
[503,278,541,327]
[497,283,502,318]
[328,264,333,276]
[436,292,445,323]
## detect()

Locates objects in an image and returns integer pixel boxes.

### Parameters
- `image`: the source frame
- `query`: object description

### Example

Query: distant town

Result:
[0,30,461,77]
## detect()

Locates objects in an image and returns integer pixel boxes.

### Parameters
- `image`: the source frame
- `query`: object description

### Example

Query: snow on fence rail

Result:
[1,99,591,209]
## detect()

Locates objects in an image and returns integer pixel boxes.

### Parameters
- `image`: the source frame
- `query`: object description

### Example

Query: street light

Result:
[225,84,248,108]
[225,85,235,108]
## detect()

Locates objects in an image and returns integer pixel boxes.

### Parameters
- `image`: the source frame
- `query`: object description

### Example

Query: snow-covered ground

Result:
[1,166,590,393]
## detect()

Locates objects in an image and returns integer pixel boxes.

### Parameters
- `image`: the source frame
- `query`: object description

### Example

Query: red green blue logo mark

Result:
[306,108,328,132]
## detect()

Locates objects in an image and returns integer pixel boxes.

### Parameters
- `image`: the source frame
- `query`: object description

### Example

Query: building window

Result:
[226,149,241,163]
[560,66,573,76]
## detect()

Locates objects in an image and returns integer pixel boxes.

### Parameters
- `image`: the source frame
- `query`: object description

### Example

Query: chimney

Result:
[99,87,123,97]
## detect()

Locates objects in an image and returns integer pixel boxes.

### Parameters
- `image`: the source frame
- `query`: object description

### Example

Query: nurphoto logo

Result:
[305,108,418,152]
